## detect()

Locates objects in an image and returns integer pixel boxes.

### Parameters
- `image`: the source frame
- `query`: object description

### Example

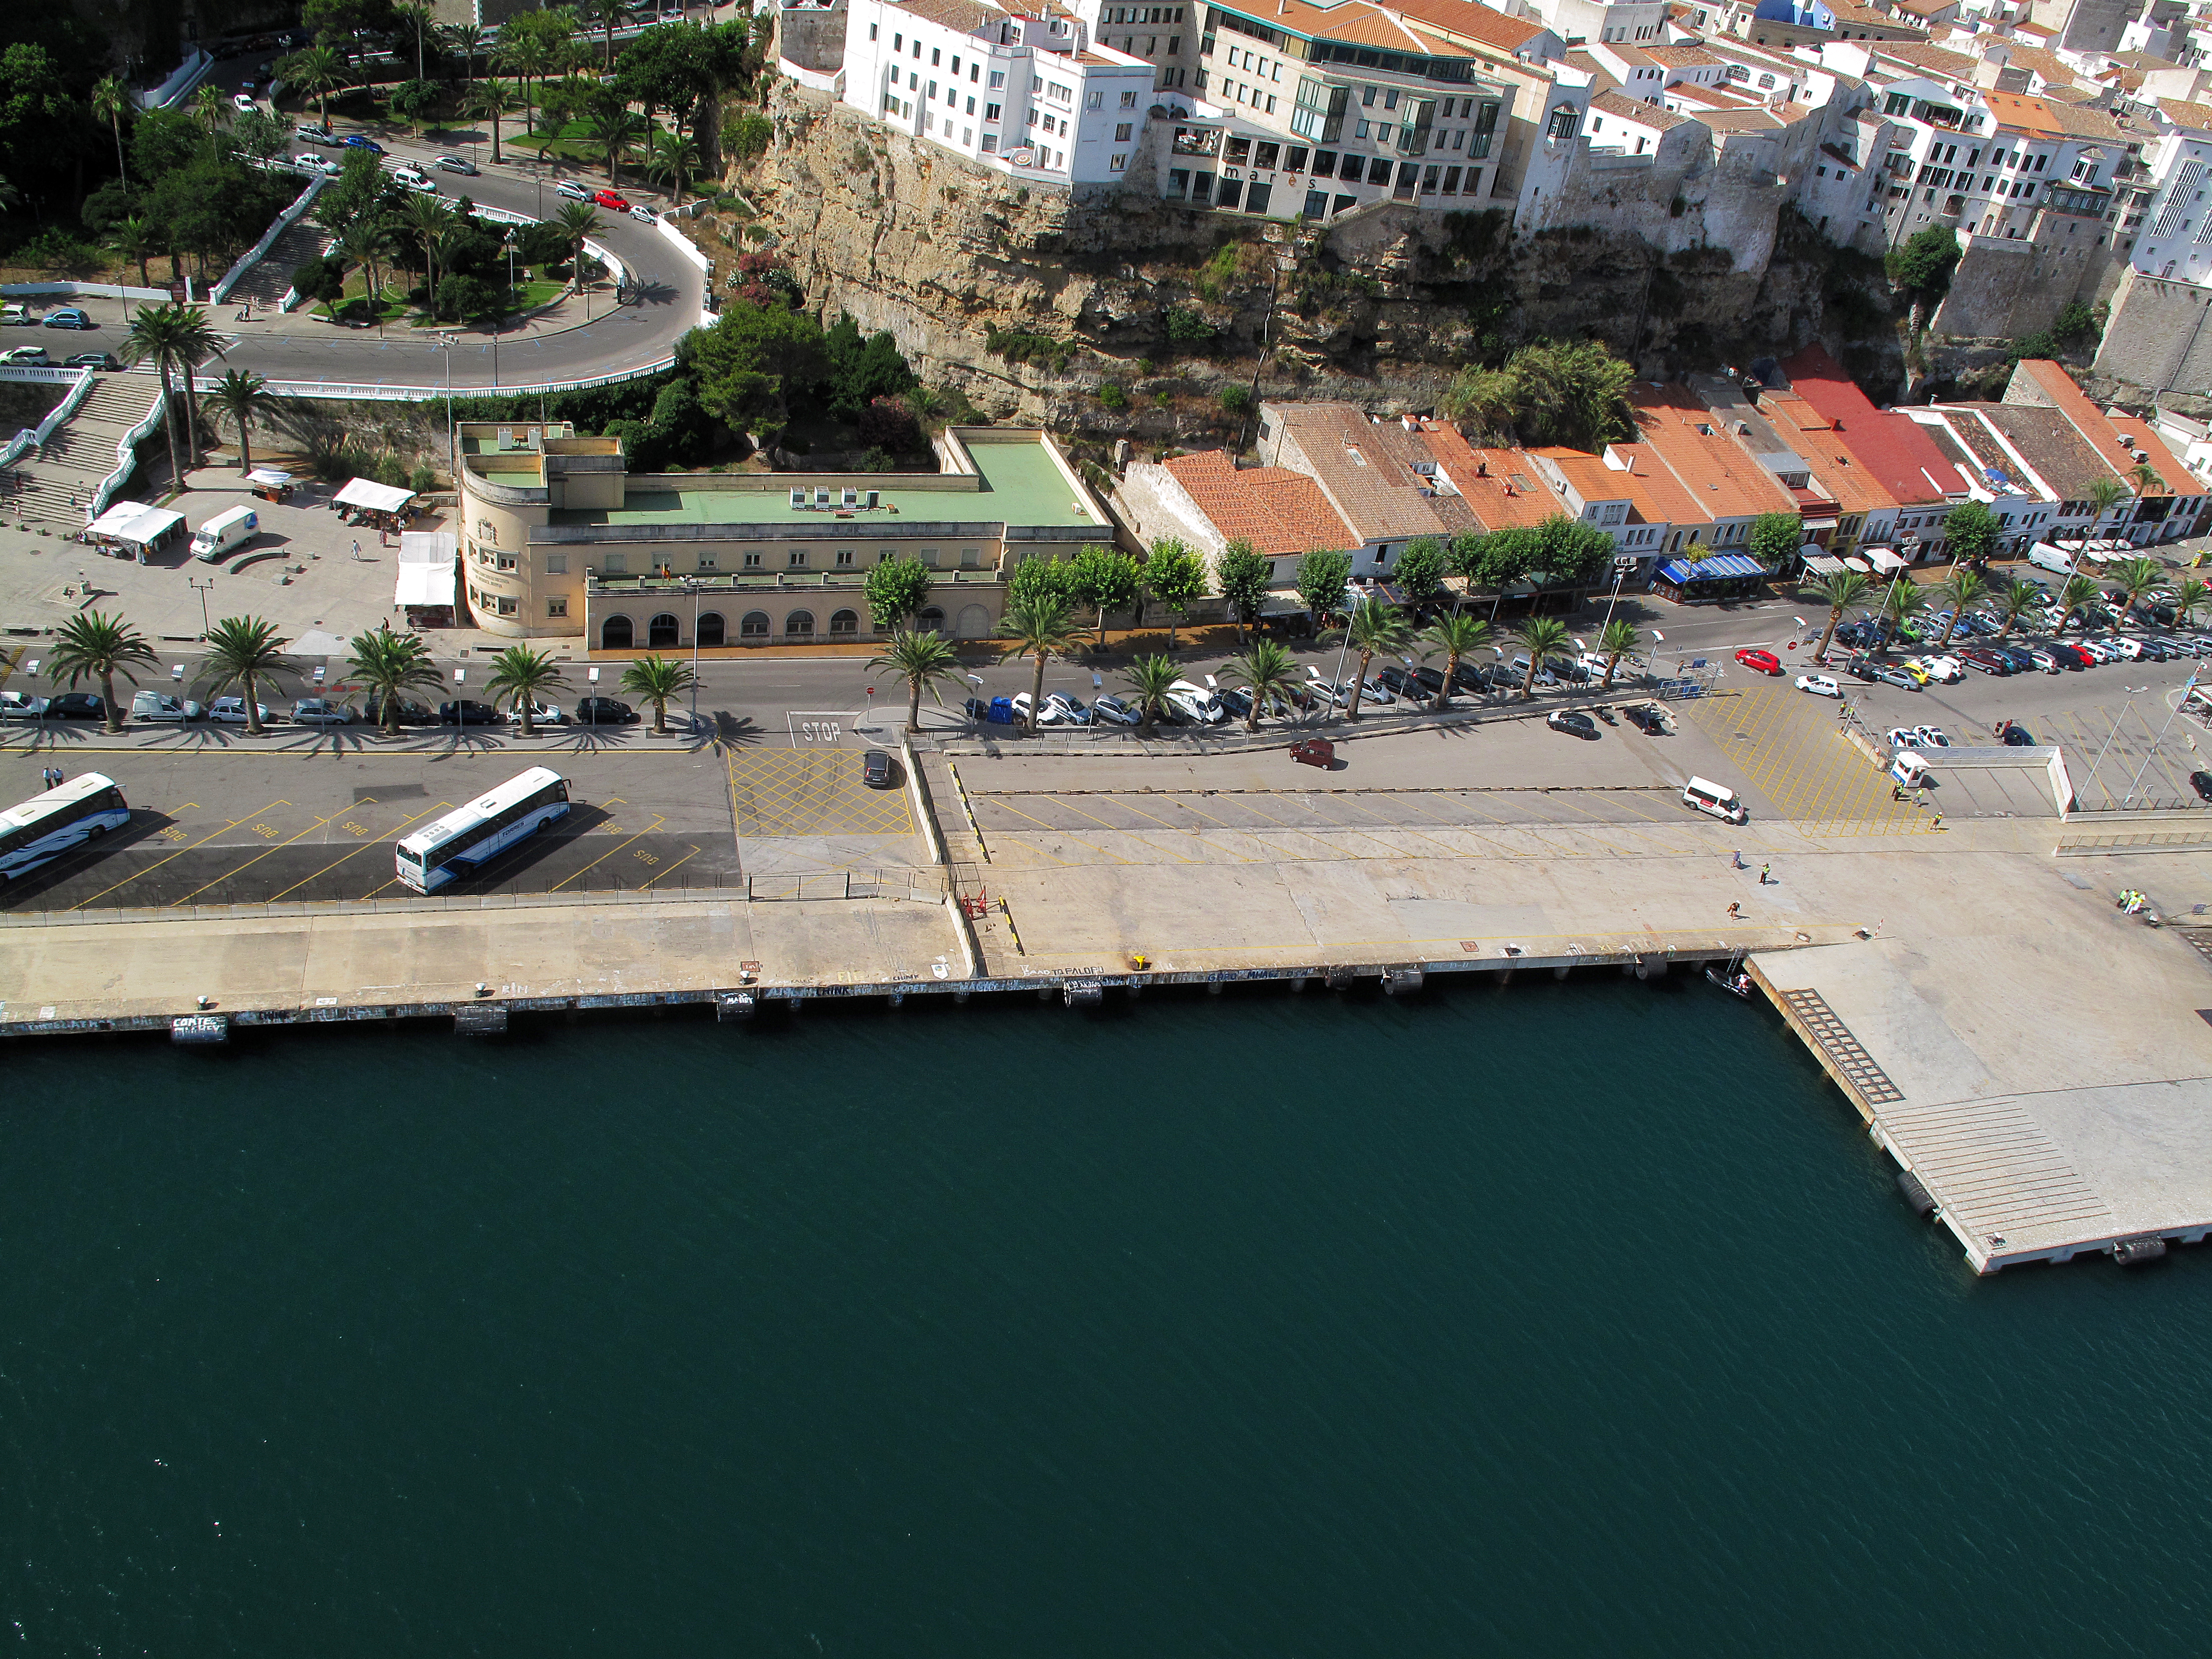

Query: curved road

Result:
[209,82,709,394]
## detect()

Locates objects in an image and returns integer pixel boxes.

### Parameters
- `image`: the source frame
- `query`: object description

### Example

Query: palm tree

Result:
[1809,569,1870,663]
[338,218,397,310]
[1125,653,1180,736]
[586,103,644,186]
[1340,595,1412,720]
[2086,473,2125,544]
[1515,616,1570,698]
[196,617,294,736]
[92,74,130,186]
[110,216,156,288]
[553,199,600,295]
[447,22,487,90]
[401,192,456,303]
[190,83,228,138]
[393,1,438,80]
[465,79,519,165]
[1422,613,1489,709]
[644,127,702,208]
[997,592,1083,736]
[205,370,273,474]
[495,35,552,136]
[1596,617,1639,689]
[120,303,226,492]
[2057,573,2102,633]
[485,646,569,736]
[2176,578,2211,629]
[1934,566,1986,648]
[1878,580,1930,651]
[620,655,695,734]
[2108,555,2162,627]
[348,629,443,733]
[288,45,349,127]
[50,611,158,735]
[578,0,623,69]
[868,630,962,733]
[1223,638,1300,729]
[2130,459,2164,500]
[1993,578,2045,638]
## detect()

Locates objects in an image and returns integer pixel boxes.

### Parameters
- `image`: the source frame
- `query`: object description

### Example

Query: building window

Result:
[496,596,517,616]
[1116,122,1133,141]
[837,548,855,566]
[604,553,627,574]
[989,70,1005,88]
[1111,153,1127,170]
[869,22,877,39]
[1121,89,1139,107]
[922,547,940,566]
[696,553,717,571]
[829,609,860,635]
[788,549,807,568]
[545,551,567,574]
[743,551,762,569]
[698,612,725,647]
[785,610,816,637]
[740,611,770,637]
[648,613,680,648]
[961,547,981,568]
[547,597,568,618]
[1086,89,1102,109]
[495,550,517,571]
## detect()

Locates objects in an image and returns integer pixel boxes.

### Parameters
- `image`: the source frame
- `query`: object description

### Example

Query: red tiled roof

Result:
[2016,360,2207,497]
[1778,342,1966,505]
[1427,430,1564,529]
[1628,384,1802,520]
[1162,450,1357,558]
[1385,0,1549,53]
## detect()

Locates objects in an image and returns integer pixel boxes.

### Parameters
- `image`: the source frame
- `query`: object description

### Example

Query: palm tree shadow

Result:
[710,712,763,747]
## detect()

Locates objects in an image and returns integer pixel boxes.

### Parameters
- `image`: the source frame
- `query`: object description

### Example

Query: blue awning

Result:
[1654,554,1767,583]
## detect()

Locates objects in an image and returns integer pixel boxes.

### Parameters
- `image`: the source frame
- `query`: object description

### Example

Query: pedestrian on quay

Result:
[1732,850,1745,869]
[1759,863,1771,886]
[1727,902,1743,919]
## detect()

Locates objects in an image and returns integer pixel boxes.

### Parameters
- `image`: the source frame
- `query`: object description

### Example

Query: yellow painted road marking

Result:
[258,802,448,904]
[548,813,667,891]
[638,843,702,891]
[172,809,343,905]
[69,797,290,910]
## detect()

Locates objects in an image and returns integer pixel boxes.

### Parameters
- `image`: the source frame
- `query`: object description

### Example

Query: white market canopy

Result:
[246,467,294,487]
[1802,555,1848,577]
[86,501,184,544]
[1862,546,1909,574]
[335,477,416,513]
[395,530,456,608]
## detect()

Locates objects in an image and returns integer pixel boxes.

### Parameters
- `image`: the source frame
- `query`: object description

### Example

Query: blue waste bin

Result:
[987,696,1017,724]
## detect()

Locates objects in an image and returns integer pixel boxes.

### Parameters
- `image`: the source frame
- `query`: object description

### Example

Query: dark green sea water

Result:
[4,981,2209,1657]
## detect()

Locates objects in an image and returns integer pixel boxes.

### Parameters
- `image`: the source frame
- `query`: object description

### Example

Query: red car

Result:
[593,188,630,211]
[1734,647,1783,675]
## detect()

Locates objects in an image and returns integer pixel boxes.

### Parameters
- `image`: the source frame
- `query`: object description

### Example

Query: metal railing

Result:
[199,354,680,403]
[744,867,946,902]
[91,385,168,519]
[0,366,95,471]
[211,174,329,305]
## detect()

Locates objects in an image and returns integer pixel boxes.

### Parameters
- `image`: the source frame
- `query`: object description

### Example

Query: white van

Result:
[1166,679,1226,724]
[192,505,258,562]
[390,163,431,189]
[1682,775,1748,824]
[1890,751,1932,787]
[2027,541,2077,576]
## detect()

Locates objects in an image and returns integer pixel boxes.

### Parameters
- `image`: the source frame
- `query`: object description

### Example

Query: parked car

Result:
[1885,727,1926,749]
[1910,655,1963,683]
[208,697,274,726]
[1959,648,2010,675]
[1090,694,1141,727]
[291,698,354,725]
[1303,675,1348,709]
[575,695,638,725]
[1448,661,1489,695]
[62,352,120,370]
[360,694,436,726]
[556,179,593,201]
[291,152,339,176]
[0,691,48,719]
[1506,654,1558,690]
[1999,722,2036,747]
[436,154,478,174]
[232,92,257,113]
[1,346,51,365]
[0,303,28,325]
[130,691,202,722]
[593,188,630,210]
[42,308,94,330]
[342,134,384,153]
[629,204,656,224]
[2193,770,2212,802]
[2049,643,2094,669]
[1871,665,1922,691]
[439,699,499,725]
[1167,679,1227,724]
[2100,635,2144,660]
[47,693,105,720]
[862,749,899,789]
[1376,665,1421,698]
[508,699,568,726]
[1624,703,1670,733]
[1795,673,1841,698]
[1547,709,1600,739]
[1036,690,1091,727]
[1913,726,1952,748]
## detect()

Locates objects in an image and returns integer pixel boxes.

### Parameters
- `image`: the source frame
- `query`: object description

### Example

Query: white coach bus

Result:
[394,767,571,893]
[0,772,131,885]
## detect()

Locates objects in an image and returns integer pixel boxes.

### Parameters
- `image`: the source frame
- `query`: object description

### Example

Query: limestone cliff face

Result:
[725,83,1903,444]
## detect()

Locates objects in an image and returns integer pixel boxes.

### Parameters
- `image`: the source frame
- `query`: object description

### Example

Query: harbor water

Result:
[4,980,2210,1656]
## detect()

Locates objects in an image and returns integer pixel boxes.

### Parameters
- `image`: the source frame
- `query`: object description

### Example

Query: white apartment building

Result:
[843,0,1161,184]
[2125,97,2212,280]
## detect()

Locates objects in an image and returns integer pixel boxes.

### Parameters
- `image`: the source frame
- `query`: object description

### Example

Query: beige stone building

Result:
[453,423,1109,652]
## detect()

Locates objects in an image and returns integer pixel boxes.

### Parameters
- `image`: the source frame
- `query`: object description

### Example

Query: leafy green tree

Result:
[1422,613,1489,709]
[485,646,569,735]
[1223,637,1300,730]
[1340,596,1412,720]
[729,111,773,160]
[1392,535,1447,609]
[685,301,831,444]
[1513,616,1570,698]
[1747,512,1804,569]
[864,556,932,631]
[1444,530,1489,610]
[1215,539,1272,647]
[1934,566,1985,647]
[1596,618,1639,689]
[50,611,158,734]
[1441,338,1633,451]
[1007,554,1077,612]
[823,315,916,421]
[1068,544,1142,647]
[1294,547,1352,633]
[1124,653,1180,736]
[388,77,442,134]
[1992,578,2045,639]
[205,370,273,474]
[619,654,695,734]
[868,630,962,732]
[1887,226,1962,303]
[348,630,442,732]
[195,617,294,735]
[1809,569,1870,662]
[1942,498,2003,567]
[1143,538,1210,648]
[998,592,1084,735]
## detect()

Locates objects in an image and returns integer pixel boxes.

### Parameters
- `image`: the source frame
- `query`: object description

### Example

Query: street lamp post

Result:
[436,332,456,480]
[2121,668,2201,806]
[2088,687,2151,802]
[1599,557,1635,633]
[682,576,701,725]
[187,576,214,638]
[1325,581,1354,720]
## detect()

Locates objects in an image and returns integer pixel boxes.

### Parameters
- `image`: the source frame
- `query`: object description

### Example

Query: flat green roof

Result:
[548,439,1093,531]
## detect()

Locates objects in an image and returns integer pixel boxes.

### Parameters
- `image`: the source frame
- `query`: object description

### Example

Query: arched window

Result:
[601,615,634,650]
[740,611,770,638]
[829,608,859,635]
[785,610,815,637]
[648,613,680,648]
[918,606,947,635]
[697,612,726,647]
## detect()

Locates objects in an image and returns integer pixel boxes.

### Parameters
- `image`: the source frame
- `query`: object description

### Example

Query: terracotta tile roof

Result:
[1872,40,1978,78]
[2108,413,2206,497]
[1675,84,1765,109]
[1698,103,1800,129]
[1385,0,1550,53]
[1592,88,1692,126]
[1567,52,1623,92]
[1604,442,1711,527]
[1971,403,2116,500]
[1428,431,1564,530]
[1644,44,1725,66]
[2154,97,2212,132]
[1262,404,1457,542]
[1758,389,1902,518]
[893,0,1005,31]
[1161,450,1358,558]
[1628,384,1802,520]
[2015,359,2203,495]
[1997,43,2092,93]
[1776,342,1965,505]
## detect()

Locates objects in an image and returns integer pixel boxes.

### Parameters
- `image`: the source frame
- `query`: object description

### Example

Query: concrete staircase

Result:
[231,217,329,309]
[4,371,164,535]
